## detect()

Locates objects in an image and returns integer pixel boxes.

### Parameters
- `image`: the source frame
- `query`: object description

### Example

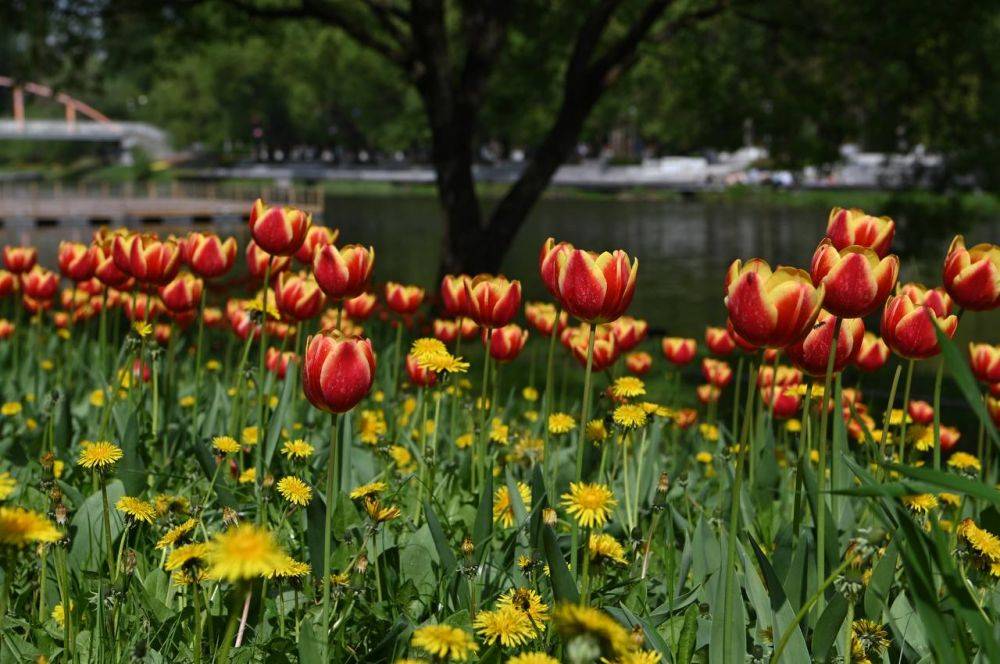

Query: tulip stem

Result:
[322,412,340,661]
[815,316,842,620]
[475,330,494,491]
[191,287,207,447]
[541,310,560,501]
[722,357,759,664]
[897,359,915,464]
[932,358,945,470]
[876,364,902,481]
[391,321,404,398]
[257,257,272,512]
[571,329,597,579]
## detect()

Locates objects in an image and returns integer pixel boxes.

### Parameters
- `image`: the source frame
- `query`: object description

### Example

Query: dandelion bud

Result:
[543,508,558,527]
[222,507,239,526]
[355,552,369,575]
[124,550,137,576]
[657,472,670,494]
[54,503,68,525]
[461,537,475,557]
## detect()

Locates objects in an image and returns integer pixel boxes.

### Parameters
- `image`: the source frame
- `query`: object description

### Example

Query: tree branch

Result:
[221,0,412,66]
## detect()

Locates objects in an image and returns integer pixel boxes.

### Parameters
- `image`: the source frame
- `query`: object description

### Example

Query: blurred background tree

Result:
[1,1,997,272]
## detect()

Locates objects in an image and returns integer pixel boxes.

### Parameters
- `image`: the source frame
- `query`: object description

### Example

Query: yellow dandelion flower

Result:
[699,423,719,441]
[888,409,910,426]
[204,524,286,582]
[851,619,890,663]
[276,476,312,506]
[238,468,256,484]
[363,497,401,523]
[611,376,646,399]
[561,482,616,529]
[902,494,938,514]
[522,386,539,402]
[115,496,156,524]
[212,436,241,454]
[411,624,479,662]
[164,542,210,571]
[419,351,470,374]
[552,603,635,660]
[493,482,531,528]
[241,426,259,447]
[411,338,448,358]
[282,438,315,460]
[389,445,414,473]
[589,532,627,565]
[77,441,123,470]
[51,602,72,628]
[490,419,509,445]
[205,359,221,372]
[456,432,474,449]
[179,395,196,408]
[508,654,559,664]
[269,555,311,579]
[132,321,152,338]
[948,452,981,472]
[523,410,539,423]
[89,389,106,407]
[621,650,663,664]
[349,481,387,500]
[587,419,609,443]
[0,472,17,500]
[939,492,962,508]
[498,587,549,624]
[0,507,61,546]
[156,518,199,549]
[696,451,713,464]
[785,418,802,433]
[1,402,22,417]
[154,494,191,516]
[613,404,647,429]
[548,413,576,435]
[359,410,388,444]
[473,605,536,647]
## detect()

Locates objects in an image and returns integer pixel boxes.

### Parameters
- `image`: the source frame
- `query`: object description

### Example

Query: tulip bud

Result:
[181,232,237,279]
[625,351,652,376]
[57,242,97,282]
[114,234,182,285]
[760,386,802,419]
[942,235,1000,311]
[405,353,438,387]
[0,270,14,298]
[294,225,338,264]
[0,319,13,339]
[465,274,521,329]
[524,301,567,337]
[313,244,375,301]
[246,240,291,282]
[757,365,802,388]
[825,207,895,258]
[725,259,823,348]
[785,311,865,376]
[854,332,890,372]
[433,319,460,344]
[610,316,648,351]
[969,343,1000,383]
[249,199,311,257]
[907,400,934,426]
[440,274,472,318]
[302,330,376,413]
[988,395,1000,428]
[898,282,953,318]
[22,266,58,301]
[696,384,720,404]
[486,324,528,363]
[662,337,697,366]
[3,246,37,274]
[555,248,638,324]
[701,358,733,388]
[275,271,326,321]
[93,244,132,289]
[123,293,164,322]
[159,274,204,313]
[203,307,224,328]
[940,426,961,453]
[880,294,958,359]
[810,240,898,318]
[539,238,573,299]
[566,324,618,371]
[704,326,736,356]
[674,408,698,428]
[343,292,377,321]
[385,282,425,315]
[266,347,297,379]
